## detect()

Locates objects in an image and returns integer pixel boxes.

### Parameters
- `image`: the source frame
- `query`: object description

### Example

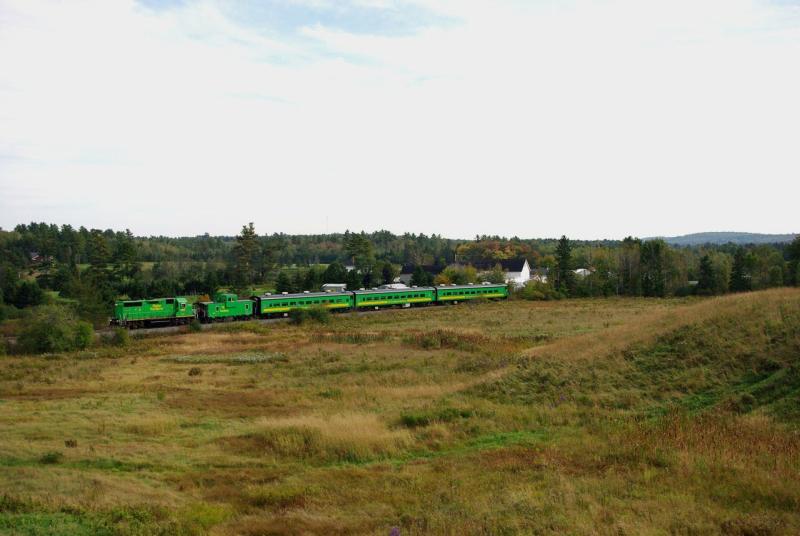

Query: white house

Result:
[472,259,532,288]
[499,259,531,287]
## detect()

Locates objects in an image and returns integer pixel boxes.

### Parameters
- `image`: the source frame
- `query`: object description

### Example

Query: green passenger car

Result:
[197,293,253,323]
[255,291,353,316]
[435,283,508,302]
[110,297,194,328]
[353,287,436,309]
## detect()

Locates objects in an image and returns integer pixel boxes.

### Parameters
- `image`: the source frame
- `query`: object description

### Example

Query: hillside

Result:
[0,290,799,534]
[649,231,797,246]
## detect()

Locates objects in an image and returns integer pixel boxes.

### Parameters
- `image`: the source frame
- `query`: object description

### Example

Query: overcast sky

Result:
[1,0,798,239]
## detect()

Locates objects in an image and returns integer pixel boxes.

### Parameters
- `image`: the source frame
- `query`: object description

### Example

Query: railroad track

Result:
[3,301,471,346]
[97,303,449,337]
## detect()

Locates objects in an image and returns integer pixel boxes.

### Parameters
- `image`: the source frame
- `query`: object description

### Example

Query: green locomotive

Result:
[110,297,194,328]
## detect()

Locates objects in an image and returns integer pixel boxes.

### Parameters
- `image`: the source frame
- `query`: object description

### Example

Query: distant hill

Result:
[647,232,797,246]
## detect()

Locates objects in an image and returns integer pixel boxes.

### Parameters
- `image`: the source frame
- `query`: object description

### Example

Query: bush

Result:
[188,319,202,333]
[109,327,130,348]
[517,281,564,301]
[38,451,63,464]
[288,308,309,325]
[307,305,331,324]
[10,280,45,308]
[400,407,474,428]
[289,306,330,325]
[17,305,94,355]
[74,321,94,349]
[0,304,22,321]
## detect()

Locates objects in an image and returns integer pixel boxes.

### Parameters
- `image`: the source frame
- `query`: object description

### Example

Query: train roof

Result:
[352,287,435,295]
[435,283,507,290]
[257,291,351,300]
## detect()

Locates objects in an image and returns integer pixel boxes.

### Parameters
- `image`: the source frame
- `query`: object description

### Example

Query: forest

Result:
[0,222,798,329]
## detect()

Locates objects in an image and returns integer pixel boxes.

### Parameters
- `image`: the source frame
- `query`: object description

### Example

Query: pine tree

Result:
[113,229,139,280]
[291,271,305,293]
[275,272,292,293]
[304,266,323,291]
[232,223,258,288]
[554,235,573,293]
[788,236,800,286]
[729,248,751,292]
[87,230,110,267]
[345,233,375,272]
[697,254,715,295]
[410,266,431,287]
[640,240,666,297]
[345,269,362,290]
[381,261,397,285]
[323,262,347,284]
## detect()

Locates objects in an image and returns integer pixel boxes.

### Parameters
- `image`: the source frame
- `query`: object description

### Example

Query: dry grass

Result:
[122,415,181,437]
[0,289,799,534]
[225,413,414,463]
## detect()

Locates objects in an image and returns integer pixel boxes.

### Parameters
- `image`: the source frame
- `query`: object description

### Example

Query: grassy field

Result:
[1,290,799,535]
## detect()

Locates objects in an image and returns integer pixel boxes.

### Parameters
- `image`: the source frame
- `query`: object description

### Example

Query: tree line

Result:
[1,223,799,327]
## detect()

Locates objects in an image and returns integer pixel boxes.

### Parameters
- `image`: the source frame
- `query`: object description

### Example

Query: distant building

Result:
[321,283,347,293]
[530,267,549,283]
[396,264,440,285]
[573,268,594,278]
[471,259,531,287]
[379,283,409,290]
[28,251,53,265]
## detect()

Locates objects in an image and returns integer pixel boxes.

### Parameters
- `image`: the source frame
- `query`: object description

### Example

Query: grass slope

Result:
[0,290,798,534]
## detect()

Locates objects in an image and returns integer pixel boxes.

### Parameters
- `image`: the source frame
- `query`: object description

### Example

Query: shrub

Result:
[400,407,474,428]
[288,308,309,325]
[38,451,63,464]
[17,305,94,355]
[10,280,45,308]
[188,319,202,333]
[289,306,331,325]
[517,281,564,301]
[74,321,94,349]
[188,367,202,377]
[307,305,331,324]
[109,328,130,348]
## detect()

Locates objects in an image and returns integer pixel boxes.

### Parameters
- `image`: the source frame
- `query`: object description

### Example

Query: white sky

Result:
[1,0,798,239]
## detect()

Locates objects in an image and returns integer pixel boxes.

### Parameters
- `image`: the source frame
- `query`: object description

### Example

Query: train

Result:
[109,283,509,329]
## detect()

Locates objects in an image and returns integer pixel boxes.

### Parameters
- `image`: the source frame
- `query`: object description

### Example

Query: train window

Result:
[124,302,142,307]
[166,299,175,304]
